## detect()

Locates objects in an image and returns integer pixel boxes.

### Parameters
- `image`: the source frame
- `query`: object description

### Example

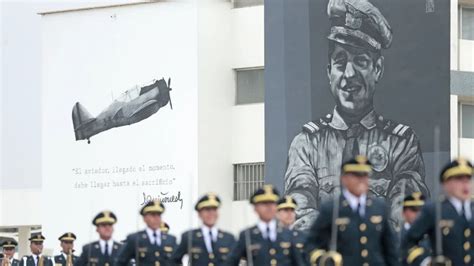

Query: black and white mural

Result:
[72,78,173,144]
[42,2,198,252]
[265,0,450,230]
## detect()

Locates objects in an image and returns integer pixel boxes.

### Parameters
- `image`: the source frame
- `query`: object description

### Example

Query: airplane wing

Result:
[112,107,124,120]
[130,100,158,117]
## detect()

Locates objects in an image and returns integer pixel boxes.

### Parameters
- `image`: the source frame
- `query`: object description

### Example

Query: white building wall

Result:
[457,0,474,160]
[196,0,235,232]
[452,0,459,69]
[196,3,264,235]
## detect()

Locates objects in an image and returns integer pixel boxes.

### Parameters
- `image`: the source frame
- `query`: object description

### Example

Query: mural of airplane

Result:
[72,78,173,144]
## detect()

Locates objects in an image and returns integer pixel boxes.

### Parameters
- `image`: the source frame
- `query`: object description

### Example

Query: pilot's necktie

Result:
[342,124,361,164]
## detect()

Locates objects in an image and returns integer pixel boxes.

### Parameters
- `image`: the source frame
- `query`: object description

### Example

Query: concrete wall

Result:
[196,2,264,235]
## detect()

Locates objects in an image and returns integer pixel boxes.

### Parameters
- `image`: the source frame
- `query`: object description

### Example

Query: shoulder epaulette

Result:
[302,114,331,134]
[381,119,413,138]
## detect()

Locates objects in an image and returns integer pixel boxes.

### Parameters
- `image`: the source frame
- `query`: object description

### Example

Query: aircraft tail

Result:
[72,102,96,140]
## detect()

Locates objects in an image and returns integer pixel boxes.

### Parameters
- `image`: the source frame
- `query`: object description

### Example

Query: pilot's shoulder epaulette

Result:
[302,113,332,134]
[379,116,414,138]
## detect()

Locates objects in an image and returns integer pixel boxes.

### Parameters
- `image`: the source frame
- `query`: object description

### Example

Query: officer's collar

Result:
[329,107,377,130]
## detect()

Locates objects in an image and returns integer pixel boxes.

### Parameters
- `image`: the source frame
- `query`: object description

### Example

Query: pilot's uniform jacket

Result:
[305,195,399,266]
[53,253,79,266]
[171,228,235,266]
[226,223,304,266]
[402,200,474,266]
[0,258,20,266]
[115,230,177,266]
[285,108,429,230]
[20,255,53,266]
[74,241,122,266]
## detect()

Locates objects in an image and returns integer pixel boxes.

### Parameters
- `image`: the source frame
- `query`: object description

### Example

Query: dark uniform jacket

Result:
[115,230,177,266]
[305,195,399,266]
[20,255,54,266]
[0,258,21,266]
[285,109,429,230]
[402,200,474,266]
[292,229,308,266]
[226,223,304,266]
[74,241,122,266]
[400,225,431,266]
[171,228,235,265]
[54,253,79,266]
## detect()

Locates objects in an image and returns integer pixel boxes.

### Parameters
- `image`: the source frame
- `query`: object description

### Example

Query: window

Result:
[233,0,264,9]
[233,162,265,200]
[460,103,474,138]
[461,7,474,41]
[235,68,264,105]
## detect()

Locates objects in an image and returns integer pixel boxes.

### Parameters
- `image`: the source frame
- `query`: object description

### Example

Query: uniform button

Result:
[359,223,367,232]
[209,253,215,259]
[442,227,450,235]
[360,236,368,244]
[361,249,368,258]
[465,255,471,264]
[269,248,276,255]
[270,258,277,265]
[464,242,470,251]
[363,263,369,266]
[208,263,214,266]
[155,262,160,266]
[465,229,471,237]
[155,251,160,257]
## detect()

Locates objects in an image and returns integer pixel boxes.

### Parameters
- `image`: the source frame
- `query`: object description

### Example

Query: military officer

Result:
[284,0,429,230]
[276,196,308,264]
[54,233,78,266]
[306,155,399,266]
[116,200,177,266]
[21,234,53,266]
[75,211,122,266]
[403,158,474,266]
[0,240,20,266]
[400,193,430,266]
[227,185,304,266]
[172,193,236,265]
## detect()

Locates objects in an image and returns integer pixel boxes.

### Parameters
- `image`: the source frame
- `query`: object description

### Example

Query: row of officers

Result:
[0,156,473,266]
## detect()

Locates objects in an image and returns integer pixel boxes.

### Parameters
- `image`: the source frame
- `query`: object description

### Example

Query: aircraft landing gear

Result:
[87,139,91,144]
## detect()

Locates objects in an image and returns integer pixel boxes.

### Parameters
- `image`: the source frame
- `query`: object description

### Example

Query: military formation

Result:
[0,155,472,266]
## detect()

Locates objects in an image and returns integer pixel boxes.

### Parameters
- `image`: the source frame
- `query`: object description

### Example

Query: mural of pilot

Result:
[284,0,429,230]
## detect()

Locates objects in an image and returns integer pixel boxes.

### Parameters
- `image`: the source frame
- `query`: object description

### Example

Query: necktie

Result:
[36,256,40,266]
[209,230,216,253]
[356,202,363,217]
[342,125,361,165]
[266,225,272,242]
[461,204,469,225]
[153,232,158,246]
[104,242,109,257]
